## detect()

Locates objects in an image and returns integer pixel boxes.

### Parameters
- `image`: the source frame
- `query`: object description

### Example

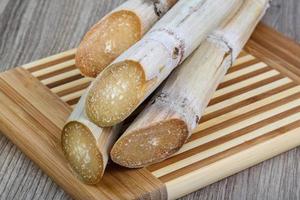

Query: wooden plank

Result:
[245,24,300,84]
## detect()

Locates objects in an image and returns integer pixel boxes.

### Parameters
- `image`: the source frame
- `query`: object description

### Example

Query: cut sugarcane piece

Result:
[62,0,178,184]
[62,0,178,183]
[86,0,244,127]
[61,91,120,184]
[76,0,177,77]
[110,0,271,168]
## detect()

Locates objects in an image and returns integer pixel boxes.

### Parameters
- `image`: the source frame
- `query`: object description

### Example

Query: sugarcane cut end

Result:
[75,10,142,77]
[61,121,104,184]
[110,118,189,168]
[86,60,147,127]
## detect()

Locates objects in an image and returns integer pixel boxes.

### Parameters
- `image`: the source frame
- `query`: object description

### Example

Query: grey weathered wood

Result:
[0,0,299,199]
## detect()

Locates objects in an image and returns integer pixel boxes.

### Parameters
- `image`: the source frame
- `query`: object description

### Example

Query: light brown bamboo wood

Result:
[76,0,177,77]
[41,69,81,86]
[110,0,270,168]
[51,78,92,95]
[22,49,76,72]
[86,0,243,127]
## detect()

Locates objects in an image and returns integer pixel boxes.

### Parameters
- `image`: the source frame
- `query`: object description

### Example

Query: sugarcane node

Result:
[153,1,163,17]
[196,115,200,124]
[172,47,180,59]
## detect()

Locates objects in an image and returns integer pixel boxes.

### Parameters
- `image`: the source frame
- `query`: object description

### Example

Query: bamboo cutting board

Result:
[1,24,300,200]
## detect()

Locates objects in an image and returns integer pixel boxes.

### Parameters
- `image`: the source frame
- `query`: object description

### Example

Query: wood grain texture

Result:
[0,0,299,200]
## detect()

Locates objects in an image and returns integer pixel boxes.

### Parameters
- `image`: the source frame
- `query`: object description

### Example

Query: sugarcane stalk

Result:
[76,0,177,77]
[110,0,271,168]
[62,0,178,184]
[61,90,122,184]
[86,0,244,127]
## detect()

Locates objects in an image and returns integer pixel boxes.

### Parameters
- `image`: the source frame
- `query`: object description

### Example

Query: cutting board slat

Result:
[1,24,300,200]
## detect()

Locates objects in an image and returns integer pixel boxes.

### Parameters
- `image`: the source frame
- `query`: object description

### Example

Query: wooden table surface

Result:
[0,0,299,199]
